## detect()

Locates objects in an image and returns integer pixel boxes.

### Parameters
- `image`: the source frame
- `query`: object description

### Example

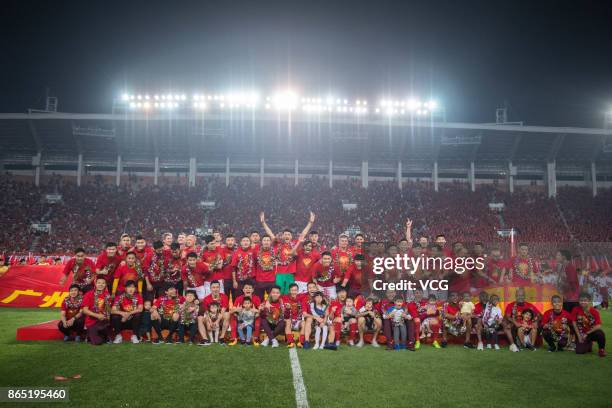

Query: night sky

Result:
[1,0,611,127]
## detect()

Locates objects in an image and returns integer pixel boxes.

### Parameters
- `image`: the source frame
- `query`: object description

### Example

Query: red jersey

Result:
[376,299,394,316]
[203,293,229,311]
[221,246,236,280]
[133,246,154,267]
[294,248,319,282]
[233,294,262,308]
[231,247,256,281]
[153,295,184,319]
[113,292,143,312]
[511,256,539,285]
[331,248,353,279]
[350,245,364,255]
[344,263,365,290]
[409,299,428,320]
[571,306,601,336]
[63,257,96,287]
[274,240,297,274]
[181,245,200,261]
[541,309,572,333]
[116,245,133,261]
[82,289,112,328]
[443,302,461,318]
[95,252,121,285]
[282,294,307,321]
[261,298,284,324]
[146,252,168,283]
[115,263,143,293]
[61,295,83,320]
[200,249,223,282]
[165,257,183,285]
[181,261,210,288]
[473,302,486,318]
[486,258,508,284]
[504,301,540,322]
[312,262,336,287]
[255,246,277,282]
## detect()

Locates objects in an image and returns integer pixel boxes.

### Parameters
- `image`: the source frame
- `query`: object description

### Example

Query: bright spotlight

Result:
[429,100,437,110]
[407,99,419,111]
[273,91,298,110]
[137,95,142,100]
[121,93,129,101]
[129,102,136,108]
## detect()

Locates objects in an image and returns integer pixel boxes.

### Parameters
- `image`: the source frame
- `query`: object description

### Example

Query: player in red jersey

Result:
[221,234,237,295]
[181,234,199,261]
[212,230,223,246]
[162,232,173,253]
[502,287,542,352]
[572,293,606,357]
[176,232,186,250]
[199,281,230,344]
[293,238,320,293]
[260,211,316,294]
[259,286,286,347]
[110,280,143,344]
[200,235,224,296]
[484,247,509,286]
[117,233,133,260]
[254,235,277,299]
[114,252,145,294]
[58,284,85,342]
[231,236,256,299]
[181,253,210,300]
[407,289,428,349]
[151,285,183,344]
[441,291,471,348]
[133,235,154,268]
[283,283,308,348]
[228,281,262,346]
[356,297,382,347]
[249,230,261,249]
[510,243,540,285]
[59,247,96,293]
[81,276,113,345]
[95,242,121,292]
[541,295,572,352]
[351,233,365,255]
[554,250,580,312]
[165,243,184,295]
[331,235,354,285]
[307,230,326,257]
[312,252,340,299]
[144,241,168,301]
[342,253,367,297]
[434,234,453,258]
[330,288,358,346]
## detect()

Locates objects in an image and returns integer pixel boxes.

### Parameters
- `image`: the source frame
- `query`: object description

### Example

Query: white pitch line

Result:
[289,347,309,408]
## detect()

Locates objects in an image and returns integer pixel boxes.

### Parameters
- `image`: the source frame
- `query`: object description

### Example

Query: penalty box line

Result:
[289,347,309,408]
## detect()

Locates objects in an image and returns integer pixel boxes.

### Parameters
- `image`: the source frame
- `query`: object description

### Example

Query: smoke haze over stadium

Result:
[2,0,612,126]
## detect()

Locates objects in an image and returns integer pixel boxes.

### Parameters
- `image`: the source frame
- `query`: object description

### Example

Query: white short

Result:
[321,285,337,300]
[190,285,207,300]
[295,281,309,294]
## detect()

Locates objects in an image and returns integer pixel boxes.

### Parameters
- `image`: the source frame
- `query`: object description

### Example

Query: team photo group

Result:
[55,211,607,357]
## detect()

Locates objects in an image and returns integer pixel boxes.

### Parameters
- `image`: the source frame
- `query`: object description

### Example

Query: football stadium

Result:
[1,1,611,408]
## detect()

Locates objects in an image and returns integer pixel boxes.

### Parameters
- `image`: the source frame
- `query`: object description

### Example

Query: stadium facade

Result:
[1,108,611,195]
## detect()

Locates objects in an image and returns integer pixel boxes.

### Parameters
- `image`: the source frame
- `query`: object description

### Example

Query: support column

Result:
[397,161,402,190]
[259,158,264,189]
[433,161,439,192]
[294,159,299,186]
[469,161,475,192]
[508,161,514,194]
[361,160,369,188]
[33,152,41,187]
[116,155,122,187]
[154,156,159,186]
[546,161,557,198]
[189,157,196,187]
[328,160,333,188]
[77,153,83,187]
[591,162,597,197]
[225,157,230,187]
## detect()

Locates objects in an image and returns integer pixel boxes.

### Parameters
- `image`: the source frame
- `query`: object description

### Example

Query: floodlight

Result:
[121,93,129,101]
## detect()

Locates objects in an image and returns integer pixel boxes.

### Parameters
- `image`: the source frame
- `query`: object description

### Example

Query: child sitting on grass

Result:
[178,290,199,344]
[482,294,502,350]
[384,296,411,350]
[517,309,537,351]
[236,297,258,345]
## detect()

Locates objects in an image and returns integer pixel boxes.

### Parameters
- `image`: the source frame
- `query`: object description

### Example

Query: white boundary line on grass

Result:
[289,348,309,408]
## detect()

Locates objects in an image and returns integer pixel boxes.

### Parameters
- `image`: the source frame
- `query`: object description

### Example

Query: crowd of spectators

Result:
[1,174,611,262]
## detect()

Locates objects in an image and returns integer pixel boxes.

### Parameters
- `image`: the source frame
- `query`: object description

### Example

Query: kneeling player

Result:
[151,285,182,344]
[111,280,144,344]
[58,284,85,342]
[283,283,307,348]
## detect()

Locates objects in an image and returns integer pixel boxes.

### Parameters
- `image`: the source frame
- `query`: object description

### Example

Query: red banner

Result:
[0,265,70,308]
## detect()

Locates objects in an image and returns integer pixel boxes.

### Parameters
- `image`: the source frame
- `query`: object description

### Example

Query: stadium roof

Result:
[1,112,611,169]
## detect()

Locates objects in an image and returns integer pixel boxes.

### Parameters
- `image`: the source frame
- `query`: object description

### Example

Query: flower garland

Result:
[147,254,165,282]
[64,295,83,313]
[257,247,276,271]
[159,296,180,320]
[276,242,295,266]
[184,264,200,288]
[316,263,335,283]
[116,292,139,312]
[92,289,112,320]
[513,257,534,281]
[73,262,94,287]
[334,250,353,275]
[180,301,199,325]
[165,259,182,283]
[236,250,254,281]
[265,299,285,324]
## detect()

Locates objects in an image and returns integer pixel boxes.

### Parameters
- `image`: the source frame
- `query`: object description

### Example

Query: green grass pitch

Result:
[0,308,611,408]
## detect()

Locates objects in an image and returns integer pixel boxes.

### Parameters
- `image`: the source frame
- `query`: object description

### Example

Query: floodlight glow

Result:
[326,97,334,105]
[145,95,150,100]
[154,94,159,100]
[272,91,298,110]
[121,93,129,101]
[137,95,142,100]
[407,99,419,110]
[422,109,429,115]
[144,102,151,109]
[429,100,437,110]
[129,102,136,108]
